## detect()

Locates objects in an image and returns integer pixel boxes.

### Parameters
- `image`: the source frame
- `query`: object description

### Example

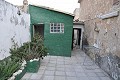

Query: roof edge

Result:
[73,21,84,25]
[29,4,74,17]
[78,0,82,3]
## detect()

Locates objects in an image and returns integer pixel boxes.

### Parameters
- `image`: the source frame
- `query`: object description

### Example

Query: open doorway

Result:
[33,24,44,38]
[72,28,81,49]
[72,22,84,50]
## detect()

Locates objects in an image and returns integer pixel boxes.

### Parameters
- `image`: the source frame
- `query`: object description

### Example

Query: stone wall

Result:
[0,0,30,60]
[79,0,120,80]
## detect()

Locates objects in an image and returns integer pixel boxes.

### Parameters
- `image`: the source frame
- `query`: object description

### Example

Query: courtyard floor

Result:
[22,49,111,80]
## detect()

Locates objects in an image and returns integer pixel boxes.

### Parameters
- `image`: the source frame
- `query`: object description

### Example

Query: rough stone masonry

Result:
[78,0,120,80]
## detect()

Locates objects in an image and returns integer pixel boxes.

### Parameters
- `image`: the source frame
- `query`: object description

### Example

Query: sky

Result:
[5,0,79,13]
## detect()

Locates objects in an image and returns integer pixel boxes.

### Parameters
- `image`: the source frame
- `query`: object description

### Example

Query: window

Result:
[50,23,64,33]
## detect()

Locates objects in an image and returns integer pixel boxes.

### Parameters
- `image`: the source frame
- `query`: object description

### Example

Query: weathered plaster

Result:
[0,0,30,60]
[79,0,120,80]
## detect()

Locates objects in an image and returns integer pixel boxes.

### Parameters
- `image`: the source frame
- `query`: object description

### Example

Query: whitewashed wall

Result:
[0,0,30,60]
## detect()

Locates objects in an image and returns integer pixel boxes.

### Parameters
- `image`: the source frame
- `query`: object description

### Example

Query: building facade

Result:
[78,0,120,80]
[29,4,74,57]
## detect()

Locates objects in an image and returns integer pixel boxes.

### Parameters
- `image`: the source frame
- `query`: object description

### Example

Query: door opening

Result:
[72,28,82,50]
[33,24,44,38]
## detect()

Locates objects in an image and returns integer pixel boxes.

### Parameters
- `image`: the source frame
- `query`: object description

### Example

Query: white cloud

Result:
[5,0,79,13]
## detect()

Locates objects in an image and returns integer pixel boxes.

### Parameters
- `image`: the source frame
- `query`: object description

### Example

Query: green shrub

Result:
[0,33,48,80]
[30,33,48,59]
[10,33,48,61]
[0,57,21,80]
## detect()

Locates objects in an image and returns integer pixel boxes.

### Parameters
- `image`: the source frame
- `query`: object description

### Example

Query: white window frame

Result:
[50,23,64,33]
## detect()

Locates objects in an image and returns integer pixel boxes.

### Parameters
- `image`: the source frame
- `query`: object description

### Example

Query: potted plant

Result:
[9,43,28,80]
[24,34,48,73]
[0,57,24,80]
[0,33,48,80]
[10,33,48,73]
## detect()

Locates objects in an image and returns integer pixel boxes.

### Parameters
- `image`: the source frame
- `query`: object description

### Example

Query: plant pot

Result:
[26,60,40,73]
[14,67,27,80]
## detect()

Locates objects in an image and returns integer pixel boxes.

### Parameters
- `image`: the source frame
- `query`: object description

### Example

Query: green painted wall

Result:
[29,5,74,57]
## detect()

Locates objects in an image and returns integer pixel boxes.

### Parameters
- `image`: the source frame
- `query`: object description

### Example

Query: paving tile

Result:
[66,72,76,77]
[57,56,65,59]
[30,74,42,79]
[73,66,83,69]
[65,65,73,68]
[39,66,46,70]
[56,67,65,71]
[95,72,108,77]
[21,50,111,80]
[84,69,95,73]
[74,68,84,72]
[77,62,84,66]
[64,61,72,65]
[57,60,64,62]
[55,71,66,76]
[49,60,57,64]
[46,66,56,71]
[47,63,56,67]
[76,76,89,80]
[65,68,75,72]
[83,62,95,66]
[54,76,66,80]
[42,75,54,80]
[37,69,45,75]
[76,72,87,77]
[21,73,32,80]
[91,65,100,69]
[88,77,101,80]
[64,57,71,60]
[73,64,82,67]
[57,57,64,59]
[99,77,111,80]
[66,77,78,80]
[71,61,78,64]
[44,70,55,76]
[50,57,57,60]
[86,72,97,77]
[40,62,48,66]
[56,61,64,65]
[94,69,104,73]
[56,64,65,68]
[84,66,98,70]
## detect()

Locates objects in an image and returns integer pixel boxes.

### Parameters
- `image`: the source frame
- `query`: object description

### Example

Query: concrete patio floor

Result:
[22,49,111,80]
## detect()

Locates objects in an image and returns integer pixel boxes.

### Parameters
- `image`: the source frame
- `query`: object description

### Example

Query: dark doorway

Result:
[34,24,44,38]
[72,28,81,50]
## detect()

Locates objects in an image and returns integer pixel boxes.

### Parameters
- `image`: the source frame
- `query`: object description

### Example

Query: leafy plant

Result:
[0,57,21,80]
[30,33,48,59]
[10,33,48,61]
[0,33,48,80]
